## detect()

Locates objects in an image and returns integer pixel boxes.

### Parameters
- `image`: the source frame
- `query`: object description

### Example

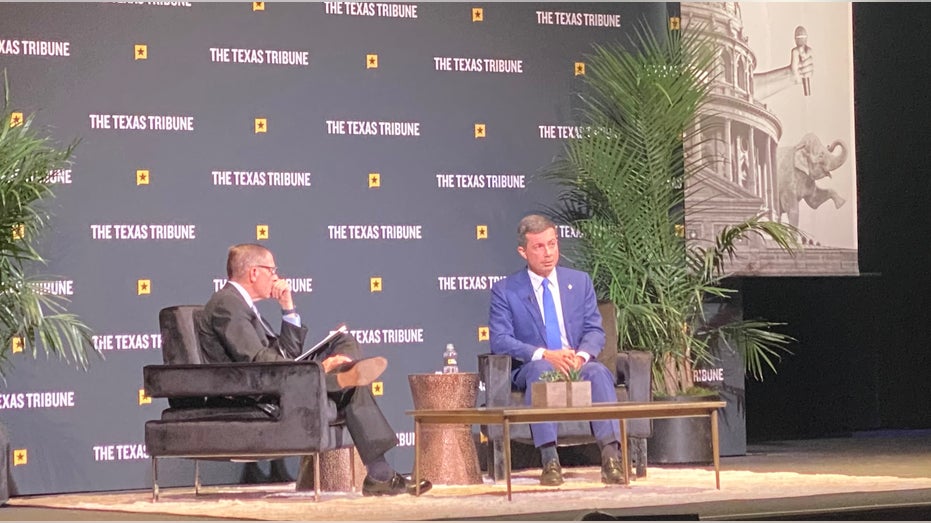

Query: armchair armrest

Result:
[616,350,652,403]
[144,361,332,456]
[144,361,327,415]
[477,353,513,407]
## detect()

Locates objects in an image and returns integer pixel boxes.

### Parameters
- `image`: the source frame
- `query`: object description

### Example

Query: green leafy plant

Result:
[0,70,96,380]
[545,22,800,397]
[539,368,583,382]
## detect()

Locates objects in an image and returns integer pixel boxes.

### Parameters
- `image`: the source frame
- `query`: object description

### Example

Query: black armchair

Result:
[478,347,653,480]
[143,305,354,501]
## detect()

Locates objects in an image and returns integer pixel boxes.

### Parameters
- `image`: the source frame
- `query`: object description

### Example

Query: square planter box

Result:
[568,381,592,407]
[530,381,592,408]
[531,381,567,408]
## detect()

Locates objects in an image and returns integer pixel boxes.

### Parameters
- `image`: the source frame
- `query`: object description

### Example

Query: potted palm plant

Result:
[0,71,96,503]
[544,22,800,461]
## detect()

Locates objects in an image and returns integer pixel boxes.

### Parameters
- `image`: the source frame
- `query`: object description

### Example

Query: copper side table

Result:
[407,372,483,485]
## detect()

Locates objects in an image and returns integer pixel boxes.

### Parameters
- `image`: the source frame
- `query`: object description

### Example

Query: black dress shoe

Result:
[601,456,625,484]
[362,473,433,496]
[539,459,564,486]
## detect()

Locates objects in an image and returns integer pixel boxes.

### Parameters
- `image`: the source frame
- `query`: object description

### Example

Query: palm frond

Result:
[0,68,97,380]
[687,214,803,282]
[716,320,795,381]
[543,21,797,395]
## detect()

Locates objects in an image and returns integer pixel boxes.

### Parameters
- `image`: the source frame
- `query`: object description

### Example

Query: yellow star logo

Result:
[472,7,483,22]
[134,44,148,60]
[10,112,23,128]
[11,337,24,354]
[366,54,379,69]
[13,449,27,466]
[372,381,384,396]
[575,62,586,76]
[669,17,681,30]
[476,225,488,240]
[478,326,489,341]
[137,279,151,295]
[474,123,486,139]
[252,1,264,11]
[136,169,149,186]
[254,117,267,134]
[368,172,381,188]
[138,388,152,405]
[370,277,382,293]
[12,224,25,240]
[256,225,269,240]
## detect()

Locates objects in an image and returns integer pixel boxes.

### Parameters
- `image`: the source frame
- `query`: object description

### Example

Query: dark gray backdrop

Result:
[0,2,689,495]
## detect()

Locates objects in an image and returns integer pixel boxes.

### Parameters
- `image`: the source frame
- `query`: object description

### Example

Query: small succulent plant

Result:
[538,368,583,382]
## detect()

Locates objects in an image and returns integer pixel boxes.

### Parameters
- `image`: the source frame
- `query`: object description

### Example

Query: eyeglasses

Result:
[254,265,278,276]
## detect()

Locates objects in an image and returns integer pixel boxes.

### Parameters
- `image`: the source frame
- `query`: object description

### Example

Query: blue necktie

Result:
[541,278,562,349]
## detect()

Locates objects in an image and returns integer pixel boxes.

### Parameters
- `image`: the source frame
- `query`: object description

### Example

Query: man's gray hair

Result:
[517,214,557,247]
[227,243,271,279]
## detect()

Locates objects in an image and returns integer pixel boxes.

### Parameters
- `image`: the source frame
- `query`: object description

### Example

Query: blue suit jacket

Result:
[489,266,605,366]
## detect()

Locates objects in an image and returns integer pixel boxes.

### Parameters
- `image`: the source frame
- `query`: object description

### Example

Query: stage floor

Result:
[3,430,931,521]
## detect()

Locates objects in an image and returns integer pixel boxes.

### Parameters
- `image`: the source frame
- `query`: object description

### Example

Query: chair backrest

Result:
[159,305,205,365]
[597,301,619,384]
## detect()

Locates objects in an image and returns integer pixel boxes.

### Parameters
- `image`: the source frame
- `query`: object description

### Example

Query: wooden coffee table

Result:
[406,400,726,500]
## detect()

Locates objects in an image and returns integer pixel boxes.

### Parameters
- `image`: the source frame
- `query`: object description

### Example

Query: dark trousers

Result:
[313,332,399,465]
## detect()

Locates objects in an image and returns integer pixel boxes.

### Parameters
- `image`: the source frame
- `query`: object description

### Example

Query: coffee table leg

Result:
[619,418,629,485]
[710,410,720,489]
[414,418,422,495]
[503,419,512,501]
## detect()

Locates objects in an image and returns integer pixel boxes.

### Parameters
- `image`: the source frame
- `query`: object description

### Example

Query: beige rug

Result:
[10,465,931,521]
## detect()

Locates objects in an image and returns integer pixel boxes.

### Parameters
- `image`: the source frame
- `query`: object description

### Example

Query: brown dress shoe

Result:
[540,459,564,486]
[332,356,387,389]
[601,456,625,484]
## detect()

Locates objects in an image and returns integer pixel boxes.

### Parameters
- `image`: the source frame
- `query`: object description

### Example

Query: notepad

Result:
[295,323,348,361]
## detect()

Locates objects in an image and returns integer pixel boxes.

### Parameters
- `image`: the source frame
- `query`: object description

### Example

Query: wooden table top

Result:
[406,400,727,424]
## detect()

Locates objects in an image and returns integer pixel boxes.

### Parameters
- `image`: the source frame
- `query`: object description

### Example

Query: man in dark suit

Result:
[196,243,431,496]
[489,214,624,486]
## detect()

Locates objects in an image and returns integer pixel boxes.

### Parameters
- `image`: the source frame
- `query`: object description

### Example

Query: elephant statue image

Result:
[775,133,848,227]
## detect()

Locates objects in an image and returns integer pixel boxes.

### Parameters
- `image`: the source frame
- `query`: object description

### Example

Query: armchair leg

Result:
[479,425,491,476]
[194,460,201,495]
[630,437,648,478]
[313,452,321,502]
[151,457,159,502]
[350,447,357,493]
[491,440,506,482]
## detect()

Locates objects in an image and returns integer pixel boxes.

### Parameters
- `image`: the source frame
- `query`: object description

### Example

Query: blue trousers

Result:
[512,359,621,448]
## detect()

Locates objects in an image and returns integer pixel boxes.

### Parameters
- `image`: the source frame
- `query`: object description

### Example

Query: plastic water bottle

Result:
[442,343,459,374]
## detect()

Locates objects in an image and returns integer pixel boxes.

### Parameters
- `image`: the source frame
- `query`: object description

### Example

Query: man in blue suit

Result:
[489,214,624,486]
